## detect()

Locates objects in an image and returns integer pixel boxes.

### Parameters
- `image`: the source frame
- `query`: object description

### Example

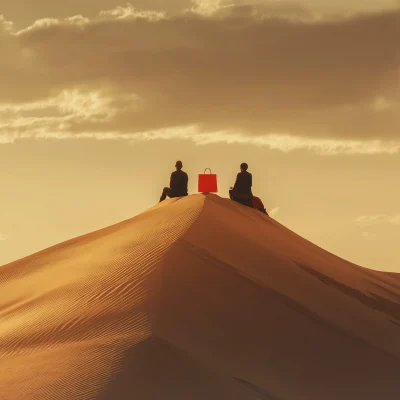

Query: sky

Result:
[0,0,399,271]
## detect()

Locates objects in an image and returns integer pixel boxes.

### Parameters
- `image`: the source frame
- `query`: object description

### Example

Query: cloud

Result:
[188,0,233,16]
[2,110,400,154]
[355,214,400,226]
[65,15,90,26]
[371,96,395,112]
[99,3,166,21]
[15,18,61,35]
[0,88,141,143]
[269,207,280,218]
[0,15,14,32]
[0,6,398,153]
[188,1,321,21]
[361,231,377,239]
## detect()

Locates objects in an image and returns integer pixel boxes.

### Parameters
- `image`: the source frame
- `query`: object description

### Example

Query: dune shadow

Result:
[233,377,283,400]
[96,337,251,400]
[296,263,400,321]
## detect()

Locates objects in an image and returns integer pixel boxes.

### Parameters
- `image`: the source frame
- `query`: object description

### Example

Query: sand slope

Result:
[0,193,399,400]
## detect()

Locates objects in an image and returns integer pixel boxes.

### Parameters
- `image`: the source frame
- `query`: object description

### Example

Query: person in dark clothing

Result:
[159,160,189,202]
[229,163,254,208]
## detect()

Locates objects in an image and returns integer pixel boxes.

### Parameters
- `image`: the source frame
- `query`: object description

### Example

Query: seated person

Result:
[229,162,253,208]
[159,160,188,202]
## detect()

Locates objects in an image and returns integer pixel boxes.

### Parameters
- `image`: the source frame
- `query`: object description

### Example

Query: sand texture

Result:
[1,193,399,399]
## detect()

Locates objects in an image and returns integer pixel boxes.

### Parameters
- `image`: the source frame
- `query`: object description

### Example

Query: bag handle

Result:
[203,168,212,174]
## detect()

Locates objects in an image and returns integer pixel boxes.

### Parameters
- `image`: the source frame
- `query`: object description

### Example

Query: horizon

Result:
[1,0,399,272]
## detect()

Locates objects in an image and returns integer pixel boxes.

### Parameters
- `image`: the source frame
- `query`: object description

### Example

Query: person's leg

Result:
[244,196,254,208]
[230,191,252,208]
[159,188,167,202]
[234,193,253,208]
[159,187,173,202]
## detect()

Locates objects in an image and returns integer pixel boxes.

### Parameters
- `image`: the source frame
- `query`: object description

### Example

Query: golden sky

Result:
[1,1,399,271]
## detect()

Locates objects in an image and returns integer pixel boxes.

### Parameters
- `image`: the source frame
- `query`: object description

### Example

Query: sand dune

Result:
[1,193,399,399]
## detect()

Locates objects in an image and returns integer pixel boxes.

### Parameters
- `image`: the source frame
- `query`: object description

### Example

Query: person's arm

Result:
[233,173,240,190]
[249,173,252,188]
[185,173,188,194]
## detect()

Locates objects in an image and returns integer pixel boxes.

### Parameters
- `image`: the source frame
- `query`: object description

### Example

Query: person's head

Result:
[240,162,248,172]
[175,160,183,170]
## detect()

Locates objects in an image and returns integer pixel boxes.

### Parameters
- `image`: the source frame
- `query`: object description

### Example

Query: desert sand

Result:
[0,193,399,399]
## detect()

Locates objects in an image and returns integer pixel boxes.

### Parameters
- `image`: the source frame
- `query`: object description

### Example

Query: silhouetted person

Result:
[229,162,253,208]
[159,160,188,202]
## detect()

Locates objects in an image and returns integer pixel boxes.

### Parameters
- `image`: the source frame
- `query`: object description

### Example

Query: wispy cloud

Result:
[13,4,164,35]
[2,113,400,155]
[188,0,230,16]
[355,214,400,225]
[0,6,398,153]
[371,97,395,112]
[0,88,140,142]
[361,231,378,239]
[269,207,280,218]
[0,15,13,32]
[99,3,166,21]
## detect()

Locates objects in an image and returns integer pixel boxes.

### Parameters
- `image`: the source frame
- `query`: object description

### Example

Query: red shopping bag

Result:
[198,168,218,193]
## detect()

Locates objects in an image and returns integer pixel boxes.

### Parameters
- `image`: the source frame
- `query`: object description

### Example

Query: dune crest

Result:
[1,194,399,399]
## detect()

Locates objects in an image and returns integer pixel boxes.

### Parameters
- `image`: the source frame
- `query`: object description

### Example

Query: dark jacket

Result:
[233,171,252,195]
[170,170,188,197]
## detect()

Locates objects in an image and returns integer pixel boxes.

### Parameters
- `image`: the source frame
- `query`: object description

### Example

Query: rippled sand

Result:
[1,194,399,399]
